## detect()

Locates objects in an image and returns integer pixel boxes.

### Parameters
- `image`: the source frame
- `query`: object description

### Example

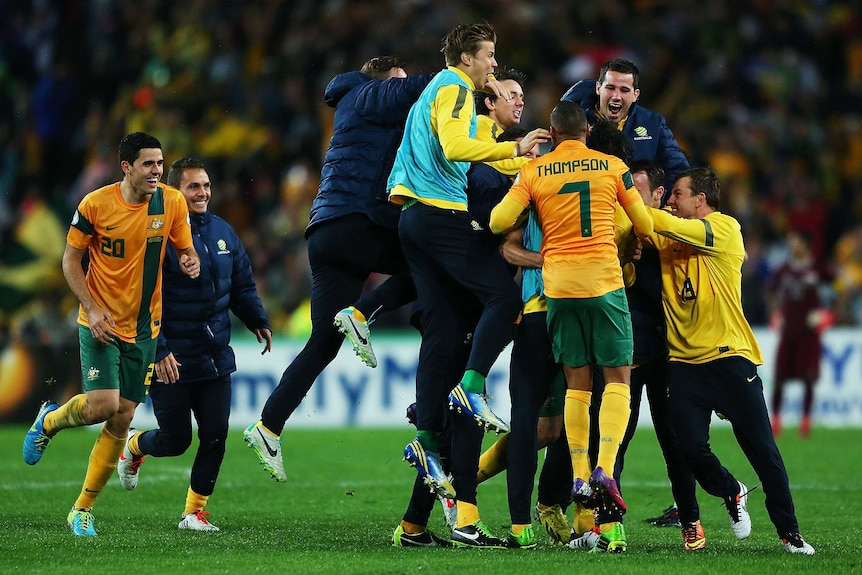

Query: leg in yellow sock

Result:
[184,487,210,517]
[477,434,509,483]
[177,487,220,531]
[73,424,126,510]
[399,520,426,535]
[455,501,480,528]
[564,389,592,483]
[596,382,631,473]
[43,394,88,435]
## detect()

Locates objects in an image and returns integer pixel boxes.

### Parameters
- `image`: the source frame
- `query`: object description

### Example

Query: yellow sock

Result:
[564,389,592,481]
[74,425,126,510]
[477,433,509,483]
[43,394,88,435]
[128,431,144,458]
[400,520,426,535]
[511,523,530,535]
[599,520,622,533]
[456,501,480,527]
[596,383,631,473]
[573,503,596,535]
[184,487,209,516]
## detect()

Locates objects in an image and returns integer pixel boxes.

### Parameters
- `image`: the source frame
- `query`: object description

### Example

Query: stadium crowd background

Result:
[1,0,862,348]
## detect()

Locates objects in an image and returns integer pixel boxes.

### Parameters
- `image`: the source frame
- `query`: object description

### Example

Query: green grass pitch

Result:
[1,424,859,574]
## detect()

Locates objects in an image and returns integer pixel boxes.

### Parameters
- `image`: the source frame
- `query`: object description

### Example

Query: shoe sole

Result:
[333,315,377,368]
[23,403,58,465]
[447,389,509,434]
[451,541,507,549]
[243,430,287,482]
[589,471,627,514]
[403,448,456,499]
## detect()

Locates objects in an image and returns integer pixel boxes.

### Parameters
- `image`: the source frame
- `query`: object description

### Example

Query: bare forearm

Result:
[501,238,542,268]
[62,246,95,312]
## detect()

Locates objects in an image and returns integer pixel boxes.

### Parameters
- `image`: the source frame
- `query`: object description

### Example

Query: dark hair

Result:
[474,66,526,115]
[598,59,640,90]
[550,100,588,138]
[497,126,528,143]
[360,56,406,79]
[586,119,633,165]
[678,167,721,210]
[118,132,162,165]
[441,22,496,67]
[629,159,665,192]
[167,157,206,188]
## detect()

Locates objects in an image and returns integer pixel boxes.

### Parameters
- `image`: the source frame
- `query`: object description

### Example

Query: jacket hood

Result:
[324,71,368,108]
[561,79,599,109]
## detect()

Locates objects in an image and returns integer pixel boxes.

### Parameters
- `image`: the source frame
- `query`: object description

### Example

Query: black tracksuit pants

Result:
[261,214,415,434]
[667,356,801,536]
[139,374,232,497]
[398,202,521,507]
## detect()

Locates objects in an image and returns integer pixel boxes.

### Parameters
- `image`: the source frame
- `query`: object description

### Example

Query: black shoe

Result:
[451,521,507,549]
[393,525,451,547]
[645,504,681,528]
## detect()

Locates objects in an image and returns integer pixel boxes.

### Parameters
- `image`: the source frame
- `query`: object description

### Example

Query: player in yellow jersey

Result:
[474,67,528,177]
[646,167,814,555]
[22,132,200,536]
[490,100,653,552]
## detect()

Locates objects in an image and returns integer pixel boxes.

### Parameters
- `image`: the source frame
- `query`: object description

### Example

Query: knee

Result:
[163,433,194,456]
[84,399,120,424]
[537,417,563,448]
[198,428,229,450]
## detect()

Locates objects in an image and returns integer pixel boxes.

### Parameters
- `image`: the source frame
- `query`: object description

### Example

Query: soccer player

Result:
[244,56,435,483]
[596,157,704,551]
[397,125,538,546]
[22,132,200,536]
[116,158,272,531]
[646,167,815,555]
[765,229,831,438]
[490,101,653,553]
[389,22,549,548]
[562,57,691,528]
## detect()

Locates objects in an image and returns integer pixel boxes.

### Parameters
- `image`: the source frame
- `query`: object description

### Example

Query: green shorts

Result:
[78,325,157,403]
[546,289,633,368]
[538,369,566,418]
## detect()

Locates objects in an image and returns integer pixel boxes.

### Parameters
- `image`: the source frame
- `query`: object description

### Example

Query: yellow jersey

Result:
[67,183,193,343]
[475,115,529,176]
[648,207,763,364]
[500,140,652,298]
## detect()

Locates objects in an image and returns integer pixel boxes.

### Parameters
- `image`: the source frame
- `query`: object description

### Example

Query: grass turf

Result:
[1,424,858,574]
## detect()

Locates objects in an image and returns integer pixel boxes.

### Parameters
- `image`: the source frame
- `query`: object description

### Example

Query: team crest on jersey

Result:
[86,366,101,381]
[470,219,484,232]
[217,239,230,255]
[149,218,165,230]
[633,125,652,141]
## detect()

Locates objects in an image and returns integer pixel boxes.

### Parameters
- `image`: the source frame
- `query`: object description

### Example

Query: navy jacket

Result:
[561,79,690,194]
[156,211,269,383]
[307,70,435,236]
[626,248,667,363]
[466,162,513,231]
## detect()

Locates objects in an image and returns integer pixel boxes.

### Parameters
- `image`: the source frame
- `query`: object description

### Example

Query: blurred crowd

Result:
[1,0,861,342]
